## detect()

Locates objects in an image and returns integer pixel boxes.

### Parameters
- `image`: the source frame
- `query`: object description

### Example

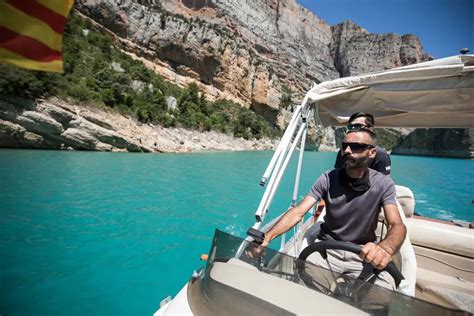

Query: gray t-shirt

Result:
[308,168,397,244]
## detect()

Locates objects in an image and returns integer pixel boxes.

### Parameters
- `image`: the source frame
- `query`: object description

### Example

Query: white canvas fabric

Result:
[306,55,474,128]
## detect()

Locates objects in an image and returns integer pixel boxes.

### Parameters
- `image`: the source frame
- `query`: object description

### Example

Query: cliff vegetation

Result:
[0,13,279,141]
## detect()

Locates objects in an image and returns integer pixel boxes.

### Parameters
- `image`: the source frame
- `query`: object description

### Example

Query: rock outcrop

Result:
[0,96,275,153]
[75,0,430,128]
[331,21,431,76]
[2,0,443,154]
[392,129,474,159]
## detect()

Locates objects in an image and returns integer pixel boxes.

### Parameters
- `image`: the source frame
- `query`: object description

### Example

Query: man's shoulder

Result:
[373,145,391,174]
[310,169,341,198]
[316,168,340,184]
[375,146,390,159]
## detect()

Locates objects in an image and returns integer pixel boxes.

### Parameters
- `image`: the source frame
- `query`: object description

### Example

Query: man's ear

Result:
[368,147,377,159]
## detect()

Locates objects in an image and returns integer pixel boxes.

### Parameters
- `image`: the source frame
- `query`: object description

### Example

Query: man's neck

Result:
[345,167,368,179]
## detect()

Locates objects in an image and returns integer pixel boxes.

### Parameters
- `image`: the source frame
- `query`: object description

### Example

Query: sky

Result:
[297,0,473,59]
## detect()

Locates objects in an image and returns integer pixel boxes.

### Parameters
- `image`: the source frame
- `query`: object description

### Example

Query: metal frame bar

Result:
[290,110,311,254]
[235,95,313,258]
[292,111,310,207]
[254,119,303,224]
[264,122,306,218]
[253,96,312,227]
[259,105,302,186]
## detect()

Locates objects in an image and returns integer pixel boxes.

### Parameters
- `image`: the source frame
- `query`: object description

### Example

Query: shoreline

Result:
[1,96,472,159]
[0,96,277,153]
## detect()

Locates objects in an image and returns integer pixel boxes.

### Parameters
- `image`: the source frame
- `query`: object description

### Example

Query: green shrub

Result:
[0,13,280,140]
[280,85,293,110]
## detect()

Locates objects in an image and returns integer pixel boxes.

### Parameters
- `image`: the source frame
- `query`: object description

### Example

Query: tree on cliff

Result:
[0,13,278,140]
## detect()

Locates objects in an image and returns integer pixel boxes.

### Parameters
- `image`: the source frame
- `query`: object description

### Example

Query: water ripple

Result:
[0,149,472,316]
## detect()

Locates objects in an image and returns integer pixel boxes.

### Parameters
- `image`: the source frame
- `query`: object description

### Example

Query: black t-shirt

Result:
[334,145,391,175]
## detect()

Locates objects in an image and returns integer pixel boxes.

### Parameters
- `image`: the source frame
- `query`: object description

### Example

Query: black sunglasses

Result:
[341,142,375,152]
[347,123,375,134]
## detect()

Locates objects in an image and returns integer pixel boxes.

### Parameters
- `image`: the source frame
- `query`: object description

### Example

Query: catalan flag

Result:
[0,0,74,73]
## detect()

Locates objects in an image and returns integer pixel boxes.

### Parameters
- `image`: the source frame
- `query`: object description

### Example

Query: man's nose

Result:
[343,145,352,154]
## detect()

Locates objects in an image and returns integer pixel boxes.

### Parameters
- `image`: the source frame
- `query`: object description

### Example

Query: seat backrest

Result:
[376,185,417,296]
[395,185,415,218]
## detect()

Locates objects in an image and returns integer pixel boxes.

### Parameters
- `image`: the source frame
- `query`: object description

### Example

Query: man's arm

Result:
[262,195,318,247]
[379,204,406,254]
[360,204,406,269]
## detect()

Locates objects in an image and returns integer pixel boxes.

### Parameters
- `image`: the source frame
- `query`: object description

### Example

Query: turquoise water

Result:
[0,149,472,315]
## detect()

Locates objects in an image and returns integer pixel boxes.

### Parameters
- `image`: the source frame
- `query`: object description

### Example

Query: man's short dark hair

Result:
[349,112,375,127]
[347,129,376,146]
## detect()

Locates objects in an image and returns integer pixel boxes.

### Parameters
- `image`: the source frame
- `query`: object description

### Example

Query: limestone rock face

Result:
[73,0,432,154]
[0,97,150,152]
[76,0,336,121]
[1,2,455,155]
[315,127,338,152]
[392,129,474,159]
[75,0,429,127]
[0,97,275,153]
[0,119,45,148]
[331,21,431,77]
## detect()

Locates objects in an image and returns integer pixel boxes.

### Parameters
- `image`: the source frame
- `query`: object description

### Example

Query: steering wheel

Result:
[297,240,404,289]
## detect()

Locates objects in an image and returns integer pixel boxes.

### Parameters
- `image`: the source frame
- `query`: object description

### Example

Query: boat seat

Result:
[393,186,473,312]
[395,185,415,218]
[375,185,417,296]
[406,217,474,259]
[415,267,474,313]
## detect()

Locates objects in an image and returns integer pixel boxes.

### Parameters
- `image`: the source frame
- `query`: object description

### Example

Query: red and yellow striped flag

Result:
[0,0,74,73]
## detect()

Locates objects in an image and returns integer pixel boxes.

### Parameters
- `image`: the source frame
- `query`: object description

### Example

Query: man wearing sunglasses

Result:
[251,129,406,289]
[334,112,391,175]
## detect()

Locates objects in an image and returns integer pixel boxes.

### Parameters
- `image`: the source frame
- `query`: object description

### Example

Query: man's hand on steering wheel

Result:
[360,242,392,270]
[298,240,404,289]
[245,240,268,259]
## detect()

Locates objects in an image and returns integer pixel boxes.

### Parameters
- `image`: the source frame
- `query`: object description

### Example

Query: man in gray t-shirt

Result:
[309,168,397,244]
[251,129,406,288]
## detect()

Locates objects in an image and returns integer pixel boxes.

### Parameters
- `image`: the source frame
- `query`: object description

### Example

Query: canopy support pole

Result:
[290,109,311,254]
[259,95,308,186]
[253,105,311,228]
[291,111,310,207]
[264,120,307,220]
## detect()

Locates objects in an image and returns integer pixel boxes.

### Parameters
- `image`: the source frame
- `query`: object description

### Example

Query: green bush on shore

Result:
[0,13,279,140]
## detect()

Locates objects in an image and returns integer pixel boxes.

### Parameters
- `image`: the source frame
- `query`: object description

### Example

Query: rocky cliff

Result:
[392,129,474,159]
[75,0,430,126]
[331,21,429,77]
[0,96,275,153]
[6,0,464,156]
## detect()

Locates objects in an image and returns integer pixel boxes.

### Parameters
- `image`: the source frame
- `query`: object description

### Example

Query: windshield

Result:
[187,229,471,316]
